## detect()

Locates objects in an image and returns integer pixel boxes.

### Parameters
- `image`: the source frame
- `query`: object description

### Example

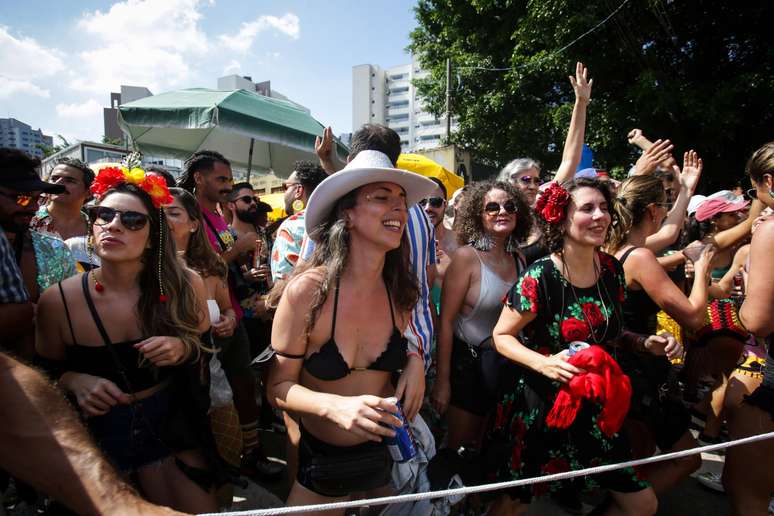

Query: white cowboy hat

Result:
[304,150,436,241]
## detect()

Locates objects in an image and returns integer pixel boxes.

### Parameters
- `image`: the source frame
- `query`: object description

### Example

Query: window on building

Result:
[387,113,409,121]
[389,73,408,80]
[390,86,409,94]
[387,100,409,108]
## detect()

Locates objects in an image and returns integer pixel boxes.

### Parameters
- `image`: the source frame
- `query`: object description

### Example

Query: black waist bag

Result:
[301,439,392,497]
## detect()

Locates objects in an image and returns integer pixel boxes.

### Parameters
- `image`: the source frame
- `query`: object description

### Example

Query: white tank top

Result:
[453,249,516,346]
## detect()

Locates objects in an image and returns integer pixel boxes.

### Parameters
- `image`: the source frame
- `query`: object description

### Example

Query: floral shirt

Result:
[270,210,306,282]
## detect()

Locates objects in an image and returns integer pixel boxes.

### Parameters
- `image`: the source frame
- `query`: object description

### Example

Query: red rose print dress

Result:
[484,252,649,503]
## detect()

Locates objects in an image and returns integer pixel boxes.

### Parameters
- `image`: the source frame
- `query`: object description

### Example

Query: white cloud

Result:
[70,0,211,93]
[219,13,300,53]
[0,26,65,80]
[56,99,104,119]
[222,59,241,75]
[0,76,50,99]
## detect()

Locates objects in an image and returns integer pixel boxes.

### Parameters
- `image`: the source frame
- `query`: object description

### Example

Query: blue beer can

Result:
[383,397,417,462]
[568,341,590,356]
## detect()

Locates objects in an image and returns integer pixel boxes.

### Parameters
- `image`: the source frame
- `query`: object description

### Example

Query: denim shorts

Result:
[88,387,173,472]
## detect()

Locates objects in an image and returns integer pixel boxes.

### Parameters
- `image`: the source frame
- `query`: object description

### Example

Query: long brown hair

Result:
[169,187,227,280]
[97,184,205,357]
[268,187,418,340]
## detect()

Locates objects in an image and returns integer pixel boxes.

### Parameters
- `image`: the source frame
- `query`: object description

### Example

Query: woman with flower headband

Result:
[35,161,219,512]
[485,178,657,515]
[430,180,532,451]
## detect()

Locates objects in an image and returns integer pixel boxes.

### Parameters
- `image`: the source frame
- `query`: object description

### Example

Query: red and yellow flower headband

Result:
[91,165,173,208]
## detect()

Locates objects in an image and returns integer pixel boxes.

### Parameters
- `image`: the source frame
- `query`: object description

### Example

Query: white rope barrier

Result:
[203,429,774,515]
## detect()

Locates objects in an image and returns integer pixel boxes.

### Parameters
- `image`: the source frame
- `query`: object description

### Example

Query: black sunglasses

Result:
[88,206,150,231]
[484,200,517,216]
[747,187,758,200]
[419,197,445,208]
[235,195,260,205]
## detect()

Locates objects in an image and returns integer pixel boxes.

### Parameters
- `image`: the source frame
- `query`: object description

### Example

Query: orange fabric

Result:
[546,345,632,437]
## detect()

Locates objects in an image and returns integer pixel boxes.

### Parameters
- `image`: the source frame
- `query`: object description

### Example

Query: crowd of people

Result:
[0,61,773,516]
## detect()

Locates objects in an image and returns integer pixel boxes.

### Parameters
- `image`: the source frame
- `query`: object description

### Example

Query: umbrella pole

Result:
[246,137,255,183]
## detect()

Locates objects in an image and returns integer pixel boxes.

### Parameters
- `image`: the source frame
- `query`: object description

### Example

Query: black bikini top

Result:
[275,278,408,381]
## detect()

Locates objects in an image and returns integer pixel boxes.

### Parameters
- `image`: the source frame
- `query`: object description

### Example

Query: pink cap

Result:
[695,197,749,222]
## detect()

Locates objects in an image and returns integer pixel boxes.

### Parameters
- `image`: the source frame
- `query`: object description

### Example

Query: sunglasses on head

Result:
[87,206,150,231]
[419,197,445,208]
[0,191,41,207]
[516,176,542,186]
[484,200,517,216]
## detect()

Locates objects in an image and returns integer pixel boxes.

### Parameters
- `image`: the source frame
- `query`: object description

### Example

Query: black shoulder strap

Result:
[619,246,639,265]
[202,211,228,253]
[81,273,112,346]
[80,273,136,393]
[330,277,340,337]
[384,278,396,327]
[57,281,77,345]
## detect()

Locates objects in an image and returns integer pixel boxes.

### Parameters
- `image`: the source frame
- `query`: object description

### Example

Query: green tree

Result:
[409,0,774,188]
[101,135,124,146]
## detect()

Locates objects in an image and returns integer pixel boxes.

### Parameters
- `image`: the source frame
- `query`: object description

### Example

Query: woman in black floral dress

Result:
[486,178,657,515]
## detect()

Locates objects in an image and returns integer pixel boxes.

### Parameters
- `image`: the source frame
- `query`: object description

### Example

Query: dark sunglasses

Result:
[517,176,543,186]
[235,195,260,205]
[419,197,445,208]
[87,206,150,231]
[0,191,41,207]
[283,182,300,192]
[747,187,758,200]
[484,200,517,215]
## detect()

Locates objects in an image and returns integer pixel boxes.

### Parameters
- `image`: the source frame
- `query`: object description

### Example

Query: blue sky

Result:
[0,0,419,144]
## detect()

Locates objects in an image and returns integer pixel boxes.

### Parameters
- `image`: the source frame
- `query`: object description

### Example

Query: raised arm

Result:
[315,126,344,175]
[645,150,702,252]
[626,245,715,330]
[710,199,764,250]
[553,62,593,185]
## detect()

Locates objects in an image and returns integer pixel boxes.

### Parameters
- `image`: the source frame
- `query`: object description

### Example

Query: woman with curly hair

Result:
[486,178,657,515]
[430,180,532,451]
[35,164,219,512]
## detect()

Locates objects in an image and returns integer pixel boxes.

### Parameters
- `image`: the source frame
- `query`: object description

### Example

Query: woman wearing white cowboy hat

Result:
[267,150,435,507]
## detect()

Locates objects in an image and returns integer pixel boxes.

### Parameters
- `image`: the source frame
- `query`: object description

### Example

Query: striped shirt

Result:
[0,228,29,304]
[299,204,436,367]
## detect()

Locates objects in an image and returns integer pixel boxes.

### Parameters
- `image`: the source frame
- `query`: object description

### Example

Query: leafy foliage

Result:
[409,0,774,189]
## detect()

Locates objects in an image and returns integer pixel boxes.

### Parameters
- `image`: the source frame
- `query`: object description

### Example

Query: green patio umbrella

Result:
[117,88,348,179]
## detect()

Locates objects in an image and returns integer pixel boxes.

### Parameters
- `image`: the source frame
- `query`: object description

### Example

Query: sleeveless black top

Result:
[302,278,408,381]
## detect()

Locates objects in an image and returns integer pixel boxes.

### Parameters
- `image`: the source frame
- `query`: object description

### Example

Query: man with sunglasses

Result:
[0,148,77,357]
[271,161,326,282]
[31,158,94,241]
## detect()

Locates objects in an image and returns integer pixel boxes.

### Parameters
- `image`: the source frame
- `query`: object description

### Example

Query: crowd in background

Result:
[0,61,773,516]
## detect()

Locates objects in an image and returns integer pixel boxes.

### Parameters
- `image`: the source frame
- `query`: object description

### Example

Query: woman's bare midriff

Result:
[299,369,395,447]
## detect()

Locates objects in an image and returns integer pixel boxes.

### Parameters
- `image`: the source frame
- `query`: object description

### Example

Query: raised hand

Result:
[627,128,644,145]
[315,126,337,173]
[569,62,593,103]
[634,139,674,175]
[678,150,703,194]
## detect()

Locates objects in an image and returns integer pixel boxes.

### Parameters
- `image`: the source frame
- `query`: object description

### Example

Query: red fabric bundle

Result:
[545,345,631,437]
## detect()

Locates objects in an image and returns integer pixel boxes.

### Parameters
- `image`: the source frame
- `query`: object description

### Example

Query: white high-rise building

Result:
[352,57,456,152]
